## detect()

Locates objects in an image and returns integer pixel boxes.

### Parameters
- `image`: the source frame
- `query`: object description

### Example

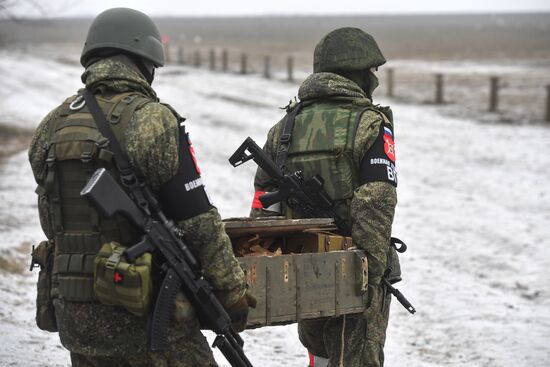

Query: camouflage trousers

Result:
[54,299,217,367]
[298,284,391,367]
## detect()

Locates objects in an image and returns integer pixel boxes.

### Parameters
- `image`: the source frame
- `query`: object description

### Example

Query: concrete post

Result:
[263,56,271,79]
[435,73,444,104]
[287,56,294,82]
[489,76,499,112]
[222,49,228,72]
[193,50,201,67]
[177,46,184,65]
[387,68,394,98]
[240,53,247,75]
[164,42,170,64]
[209,49,216,71]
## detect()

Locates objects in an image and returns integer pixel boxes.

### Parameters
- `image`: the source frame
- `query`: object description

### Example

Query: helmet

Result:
[80,8,165,67]
[313,27,386,73]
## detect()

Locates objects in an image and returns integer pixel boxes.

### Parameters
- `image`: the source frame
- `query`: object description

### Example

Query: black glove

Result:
[226,291,257,332]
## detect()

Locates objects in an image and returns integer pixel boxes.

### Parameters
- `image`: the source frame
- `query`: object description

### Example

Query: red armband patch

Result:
[359,123,398,187]
[186,134,201,175]
[251,191,266,209]
[382,126,396,162]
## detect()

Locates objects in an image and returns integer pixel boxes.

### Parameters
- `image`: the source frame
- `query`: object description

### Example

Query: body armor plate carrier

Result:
[40,91,152,301]
[275,99,393,229]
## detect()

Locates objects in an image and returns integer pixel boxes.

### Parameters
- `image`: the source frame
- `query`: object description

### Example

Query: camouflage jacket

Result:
[29,59,247,355]
[29,59,246,307]
[253,72,397,284]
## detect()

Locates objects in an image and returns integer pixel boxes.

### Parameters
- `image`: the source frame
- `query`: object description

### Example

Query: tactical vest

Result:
[274,98,392,227]
[40,91,153,302]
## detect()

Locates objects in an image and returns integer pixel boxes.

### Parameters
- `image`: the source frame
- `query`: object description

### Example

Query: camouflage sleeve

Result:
[29,109,60,240]
[126,103,246,307]
[125,102,180,191]
[178,208,246,307]
[28,108,57,183]
[352,110,386,165]
[351,110,397,285]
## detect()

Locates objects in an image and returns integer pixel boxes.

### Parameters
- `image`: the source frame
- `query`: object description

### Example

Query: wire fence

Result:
[168,43,550,124]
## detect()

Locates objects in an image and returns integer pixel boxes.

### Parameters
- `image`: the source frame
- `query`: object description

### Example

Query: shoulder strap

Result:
[82,89,151,215]
[82,89,134,176]
[275,102,303,169]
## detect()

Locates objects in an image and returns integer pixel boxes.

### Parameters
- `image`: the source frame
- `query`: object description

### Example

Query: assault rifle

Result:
[229,138,417,315]
[81,168,253,367]
[229,137,350,235]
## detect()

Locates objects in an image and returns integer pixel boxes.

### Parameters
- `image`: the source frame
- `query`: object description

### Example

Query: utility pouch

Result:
[93,241,152,317]
[31,240,58,332]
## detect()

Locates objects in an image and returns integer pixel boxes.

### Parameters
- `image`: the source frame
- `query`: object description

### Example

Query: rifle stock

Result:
[81,168,146,228]
[229,137,283,179]
[81,168,253,367]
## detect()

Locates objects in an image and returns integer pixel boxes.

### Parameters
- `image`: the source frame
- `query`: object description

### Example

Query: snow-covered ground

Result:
[0,49,549,366]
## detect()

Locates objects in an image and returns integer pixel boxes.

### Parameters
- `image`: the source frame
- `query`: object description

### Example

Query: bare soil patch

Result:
[0,123,33,162]
[0,252,26,274]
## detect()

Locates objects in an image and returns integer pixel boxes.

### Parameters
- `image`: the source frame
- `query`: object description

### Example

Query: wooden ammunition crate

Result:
[240,250,368,328]
[224,218,368,328]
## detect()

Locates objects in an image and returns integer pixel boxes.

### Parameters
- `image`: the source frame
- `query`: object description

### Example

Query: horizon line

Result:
[2,10,550,21]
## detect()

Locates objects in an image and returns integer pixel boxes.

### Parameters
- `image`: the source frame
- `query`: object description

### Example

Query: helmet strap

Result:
[337,69,378,100]
[365,70,379,100]
[133,58,155,85]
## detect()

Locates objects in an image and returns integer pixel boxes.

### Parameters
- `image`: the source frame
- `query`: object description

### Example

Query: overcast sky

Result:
[7,0,550,18]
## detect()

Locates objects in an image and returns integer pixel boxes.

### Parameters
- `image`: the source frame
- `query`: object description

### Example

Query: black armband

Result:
[359,122,398,187]
[159,124,213,221]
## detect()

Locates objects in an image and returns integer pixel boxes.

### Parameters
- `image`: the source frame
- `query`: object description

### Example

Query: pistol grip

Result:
[259,191,284,208]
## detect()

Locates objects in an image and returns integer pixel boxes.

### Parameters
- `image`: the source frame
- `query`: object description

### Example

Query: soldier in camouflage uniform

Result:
[251,28,399,367]
[28,8,253,367]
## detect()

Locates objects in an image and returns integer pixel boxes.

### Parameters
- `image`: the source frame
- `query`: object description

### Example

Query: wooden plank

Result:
[223,217,336,238]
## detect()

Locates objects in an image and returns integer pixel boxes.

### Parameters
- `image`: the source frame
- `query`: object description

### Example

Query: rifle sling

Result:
[82,89,150,214]
[275,102,303,169]
[82,89,135,177]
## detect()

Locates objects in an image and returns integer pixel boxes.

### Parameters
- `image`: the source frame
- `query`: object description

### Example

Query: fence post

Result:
[489,76,499,112]
[178,46,184,65]
[240,53,247,75]
[387,68,394,98]
[209,49,216,71]
[263,56,271,79]
[435,73,444,104]
[164,44,171,64]
[546,85,550,123]
[193,50,201,68]
[287,56,294,82]
[222,49,228,72]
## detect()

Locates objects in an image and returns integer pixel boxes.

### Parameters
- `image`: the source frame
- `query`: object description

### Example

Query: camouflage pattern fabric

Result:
[298,72,365,100]
[70,351,216,367]
[29,58,246,364]
[252,72,397,367]
[298,285,391,367]
[55,299,217,367]
[313,28,386,73]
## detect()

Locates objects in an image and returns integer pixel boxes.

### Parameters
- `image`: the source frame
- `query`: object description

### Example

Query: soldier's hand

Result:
[227,291,257,332]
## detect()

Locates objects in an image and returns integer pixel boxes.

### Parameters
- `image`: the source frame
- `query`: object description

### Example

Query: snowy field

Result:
[0,49,549,366]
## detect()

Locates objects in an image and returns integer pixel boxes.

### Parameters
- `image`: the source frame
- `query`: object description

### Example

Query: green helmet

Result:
[80,8,165,67]
[313,27,386,73]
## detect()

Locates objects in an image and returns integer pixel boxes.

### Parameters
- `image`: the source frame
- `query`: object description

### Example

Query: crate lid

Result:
[223,217,336,238]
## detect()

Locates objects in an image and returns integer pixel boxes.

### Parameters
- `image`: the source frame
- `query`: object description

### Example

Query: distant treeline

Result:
[1,13,550,60]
